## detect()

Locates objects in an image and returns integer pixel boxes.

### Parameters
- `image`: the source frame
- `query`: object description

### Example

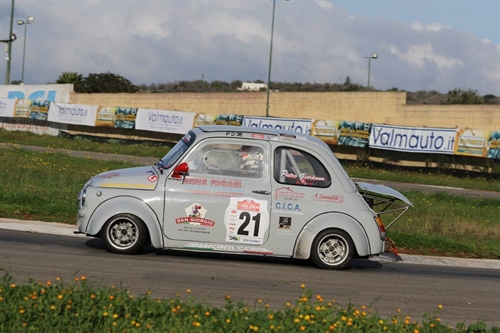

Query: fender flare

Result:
[293,212,370,260]
[86,196,163,249]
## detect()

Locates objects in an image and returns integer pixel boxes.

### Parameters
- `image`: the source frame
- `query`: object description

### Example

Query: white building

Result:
[237,82,268,91]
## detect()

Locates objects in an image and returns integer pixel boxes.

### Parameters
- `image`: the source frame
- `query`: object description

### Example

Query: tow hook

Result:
[387,238,402,261]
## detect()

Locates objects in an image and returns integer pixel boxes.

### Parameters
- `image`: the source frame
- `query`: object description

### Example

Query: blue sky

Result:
[0,0,498,96]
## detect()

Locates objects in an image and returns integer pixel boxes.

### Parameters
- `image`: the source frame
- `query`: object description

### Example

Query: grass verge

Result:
[1,270,498,333]
[1,129,499,192]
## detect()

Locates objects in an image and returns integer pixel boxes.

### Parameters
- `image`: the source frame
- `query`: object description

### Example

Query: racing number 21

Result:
[237,212,260,237]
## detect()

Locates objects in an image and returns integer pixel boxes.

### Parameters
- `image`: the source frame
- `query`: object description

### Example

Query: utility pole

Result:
[5,0,16,85]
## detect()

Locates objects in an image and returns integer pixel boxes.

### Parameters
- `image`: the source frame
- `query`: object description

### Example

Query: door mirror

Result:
[171,162,189,179]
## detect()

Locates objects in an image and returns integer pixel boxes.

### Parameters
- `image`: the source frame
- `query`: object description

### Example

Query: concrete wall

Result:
[70,92,500,131]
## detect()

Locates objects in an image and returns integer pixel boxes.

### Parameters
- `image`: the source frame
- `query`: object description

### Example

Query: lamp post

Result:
[364,53,378,89]
[17,16,34,84]
[265,0,288,117]
[4,0,15,85]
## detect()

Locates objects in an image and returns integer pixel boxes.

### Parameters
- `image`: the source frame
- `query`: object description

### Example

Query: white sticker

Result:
[224,197,269,245]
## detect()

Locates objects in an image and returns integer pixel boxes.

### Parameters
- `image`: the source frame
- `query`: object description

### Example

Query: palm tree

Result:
[56,72,83,84]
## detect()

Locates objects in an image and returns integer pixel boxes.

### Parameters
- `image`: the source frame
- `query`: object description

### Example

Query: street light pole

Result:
[265,0,277,117]
[5,0,15,85]
[17,16,34,84]
[265,0,288,117]
[364,53,378,89]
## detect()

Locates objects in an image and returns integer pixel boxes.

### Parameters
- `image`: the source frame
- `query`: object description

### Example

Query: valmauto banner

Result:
[48,102,98,126]
[242,116,312,135]
[0,98,15,117]
[136,108,195,134]
[369,124,456,154]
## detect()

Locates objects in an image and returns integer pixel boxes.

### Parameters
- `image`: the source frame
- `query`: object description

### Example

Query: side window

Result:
[185,142,265,178]
[274,147,331,187]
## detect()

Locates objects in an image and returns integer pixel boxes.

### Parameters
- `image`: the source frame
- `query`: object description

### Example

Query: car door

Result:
[163,138,273,247]
[267,142,343,255]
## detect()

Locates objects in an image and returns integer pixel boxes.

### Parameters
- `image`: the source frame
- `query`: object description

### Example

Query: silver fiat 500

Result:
[76,126,412,270]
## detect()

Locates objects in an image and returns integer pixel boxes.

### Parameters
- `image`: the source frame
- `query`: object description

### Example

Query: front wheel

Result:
[310,229,354,270]
[102,214,148,254]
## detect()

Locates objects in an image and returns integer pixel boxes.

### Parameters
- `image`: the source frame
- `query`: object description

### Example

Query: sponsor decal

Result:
[274,186,305,200]
[236,199,260,212]
[226,131,243,137]
[175,203,215,227]
[278,216,292,230]
[184,177,208,186]
[183,242,273,254]
[147,175,158,182]
[275,202,301,211]
[281,170,327,183]
[97,172,121,179]
[251,133,265,139]
[312,194,344,203]
[184,177,242,189]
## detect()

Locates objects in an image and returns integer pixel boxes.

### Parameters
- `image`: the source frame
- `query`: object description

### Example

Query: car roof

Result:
[195,125,328,148]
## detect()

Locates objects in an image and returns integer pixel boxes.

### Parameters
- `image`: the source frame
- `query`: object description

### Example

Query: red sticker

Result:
[148,175,158,182]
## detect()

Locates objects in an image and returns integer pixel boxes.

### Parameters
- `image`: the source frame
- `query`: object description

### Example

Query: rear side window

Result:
[274,147,331,188]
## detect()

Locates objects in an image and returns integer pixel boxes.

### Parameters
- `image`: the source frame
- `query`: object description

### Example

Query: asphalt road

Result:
[1,229,499,328]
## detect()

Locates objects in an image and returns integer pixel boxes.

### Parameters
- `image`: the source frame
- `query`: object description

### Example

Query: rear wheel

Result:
[102,214,148,254]
[310,229,354,270]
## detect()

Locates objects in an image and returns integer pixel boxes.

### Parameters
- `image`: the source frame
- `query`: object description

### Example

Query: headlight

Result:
[80,189,87,207]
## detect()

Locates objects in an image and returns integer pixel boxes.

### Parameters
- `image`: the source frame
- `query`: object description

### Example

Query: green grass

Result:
[1,128,499,191]
[1,270,497,333]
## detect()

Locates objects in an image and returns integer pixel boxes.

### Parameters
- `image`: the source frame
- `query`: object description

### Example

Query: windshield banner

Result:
[136,108,195,134]
[369,124,457,154]
[48,102,98,126]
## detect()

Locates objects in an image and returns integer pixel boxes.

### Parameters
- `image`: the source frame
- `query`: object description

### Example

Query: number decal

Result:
[237,212,261,237]
[225,197,269,245]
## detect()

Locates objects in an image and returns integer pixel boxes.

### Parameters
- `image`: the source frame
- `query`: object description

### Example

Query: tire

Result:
[101,214,148,254]
[310,229,354,270]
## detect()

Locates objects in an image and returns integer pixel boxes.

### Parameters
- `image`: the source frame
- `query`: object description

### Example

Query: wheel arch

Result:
[293,213,370,260]
[86,196,163,248]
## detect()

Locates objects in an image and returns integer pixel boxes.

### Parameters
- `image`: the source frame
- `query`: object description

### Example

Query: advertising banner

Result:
[242,116,312,135]
[486,131,500,159]
[369,124,456,154]
[136,108,196,134]
[95,106,138,128]
[337,120,372,147]
[311,119,340,145]
[48,102,98,126]
[0,118,65,136]
[193,113,243,127]
[454,128,489,157]
[13,99,32,118]
[0,98,15,117]
[0,84,73,102]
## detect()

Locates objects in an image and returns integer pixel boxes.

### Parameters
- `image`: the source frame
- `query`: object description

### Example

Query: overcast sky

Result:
[0,0,498,96]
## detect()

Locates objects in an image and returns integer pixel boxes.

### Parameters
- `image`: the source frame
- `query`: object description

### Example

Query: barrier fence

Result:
[0,97,499,160]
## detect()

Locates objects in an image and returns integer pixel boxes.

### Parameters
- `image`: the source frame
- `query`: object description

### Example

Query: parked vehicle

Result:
[76,126,412,269]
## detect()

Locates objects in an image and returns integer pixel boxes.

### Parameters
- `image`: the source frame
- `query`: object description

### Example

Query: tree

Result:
[443,88,485,105]
[344,76,352,85]
[77,72,137,93]
[10,80,22,85]
[56,72,83,84]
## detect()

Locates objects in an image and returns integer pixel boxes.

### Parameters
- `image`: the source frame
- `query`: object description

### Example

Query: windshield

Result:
[159,131,196,169]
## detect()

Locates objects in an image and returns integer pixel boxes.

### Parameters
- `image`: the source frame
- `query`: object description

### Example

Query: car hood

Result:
[90,166,159,190]
[355,181,412,206]
[355,181,413,229]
